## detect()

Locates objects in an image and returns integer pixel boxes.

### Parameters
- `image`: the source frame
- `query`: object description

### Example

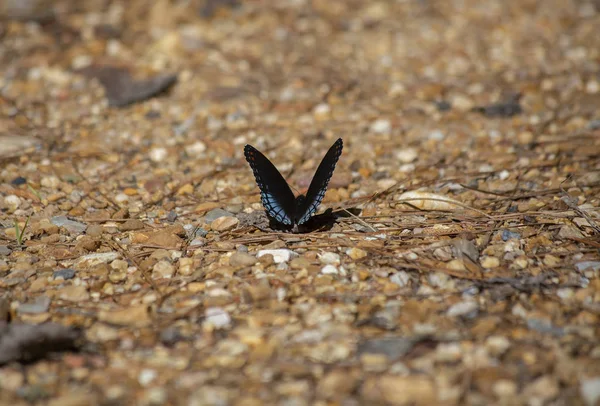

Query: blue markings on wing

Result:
[296,138,343,225]
[244,138,343,227]
[262,193,292,225]
[244,144,295,225]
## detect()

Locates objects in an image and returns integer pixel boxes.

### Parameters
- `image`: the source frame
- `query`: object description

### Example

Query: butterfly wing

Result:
[296,138,343,224]
[244,144,296,225]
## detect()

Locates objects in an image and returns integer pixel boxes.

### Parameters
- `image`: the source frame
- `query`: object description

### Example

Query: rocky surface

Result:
[1,0,599,404]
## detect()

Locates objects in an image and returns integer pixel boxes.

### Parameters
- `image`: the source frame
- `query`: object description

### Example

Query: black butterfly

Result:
[244,138,343,229]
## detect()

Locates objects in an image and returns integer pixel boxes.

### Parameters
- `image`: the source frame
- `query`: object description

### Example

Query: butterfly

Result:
[244,138,343,230]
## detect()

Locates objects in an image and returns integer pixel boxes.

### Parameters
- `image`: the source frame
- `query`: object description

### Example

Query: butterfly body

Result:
[244,138,343,229]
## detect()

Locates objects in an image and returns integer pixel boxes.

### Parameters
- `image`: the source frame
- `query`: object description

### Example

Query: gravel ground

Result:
[1,0,600,405]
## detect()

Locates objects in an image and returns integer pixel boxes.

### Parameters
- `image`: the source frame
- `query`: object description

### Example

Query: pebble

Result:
[98,305,151,327]
[203,307,231,330]
[152,260,175,279]
[480,256,500,268]
[318,252,341,265]
[447,300,478,317]
[41,176,60,188]
[346,247,367,260]
[370,118,391,134]
[53,268,76,280]
[149,147,168,162]
[321,265,339,275]
[211,216,239,231]
[575,261,600,272]
[204,208,233,222]
[581,377,600,406]
[119,219,145,231]
[361,375,435,405]
[18,296,51,314]
[257,249,296,264]
[389,271,411,287]
[396,147,418,163]
[485,335,511,356]
[524,375,559,404]
[0,245,12,256]
[75,252,120,267]
[138,369,157,387]
[51,216,87,234]
[58,285,90,302]
[179,257,194,276]
[3,195,21,212]
[435,343,463,362]
[229,252,257,267]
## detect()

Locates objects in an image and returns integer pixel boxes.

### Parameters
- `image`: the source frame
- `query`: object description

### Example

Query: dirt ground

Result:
[1,0,600,405]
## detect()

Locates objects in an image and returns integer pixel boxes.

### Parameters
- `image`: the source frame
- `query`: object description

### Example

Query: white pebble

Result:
[204,307,231,329]
[257,249,296,264]
[321,265,339,275]
[447,300,478,317]
[581,377,600,406]
[185,141,206,155]
[396,148,418,163]
[138,369,157,386]
[4,195,21,212]
[318,252,341,265]
[149,147,168,163]
[370,118,391,134]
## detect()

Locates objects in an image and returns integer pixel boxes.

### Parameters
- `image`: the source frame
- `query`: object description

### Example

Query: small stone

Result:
[41,176,60,188]
[58,285,90,302]
[110,259,129,272]
[361,375,435,405]
[203,307,231,330]
[0,246,12,256]
[152,260,175,279]
[318,252,341,265]
[447,300,478,317]
[543,254,560,267]
[86,225,104,237]
[396,148,418,163]
[119,219,145,231]
[185,141,206,155]
[53,268,76,280]
[524,376,559,404]
[433,246,452,261]
[51,216,87,234]
[179,257,194,276]
[177,184,194,195]
[18,296,51,314]
[108,270,126,283]
[581,377,600,406]
[558,225,584,239]
[485,335,511,356]
[575,261,600,272]
[435,343,463,362]
[480,256,500,268]
[3,195,21,212]
[210,216,239,231]
[138,369,157,387]
[390,271,411,287]
[98,304,151,327]
[321,265,339,275]
[313,103,331,119]
[501,230,521,242]
[75,252,120,267]
[517,131,534,144]
[229,252,257,267]
[346,247,367,260]
[493,380,518,398]
[204,208,233,222]
[257,249,296,264]
[149,147,168,162]
[370,118,391,134]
